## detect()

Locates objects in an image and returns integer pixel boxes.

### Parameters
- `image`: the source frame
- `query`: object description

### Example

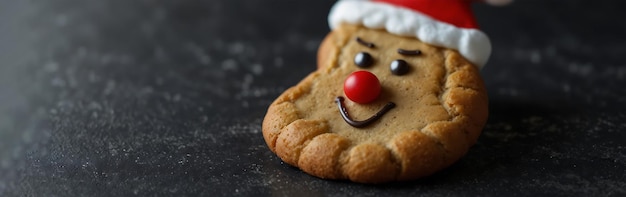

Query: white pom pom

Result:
[485,0,513,6]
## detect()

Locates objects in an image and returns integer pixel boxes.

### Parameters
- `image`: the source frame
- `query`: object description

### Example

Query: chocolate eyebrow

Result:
[356,37,375,48]
[397,48,422,55]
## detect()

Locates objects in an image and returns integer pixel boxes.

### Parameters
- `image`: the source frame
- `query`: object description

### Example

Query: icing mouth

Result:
[335,96,396,128]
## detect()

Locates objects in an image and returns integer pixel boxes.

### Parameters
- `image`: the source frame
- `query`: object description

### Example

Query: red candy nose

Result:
[343,71,381,104]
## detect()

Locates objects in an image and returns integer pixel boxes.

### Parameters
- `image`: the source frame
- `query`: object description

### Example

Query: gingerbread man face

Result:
[309,25,453,140]
[263,24,488,183]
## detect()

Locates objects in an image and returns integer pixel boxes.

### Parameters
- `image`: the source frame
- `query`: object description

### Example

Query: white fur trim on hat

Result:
[329,0,492,68]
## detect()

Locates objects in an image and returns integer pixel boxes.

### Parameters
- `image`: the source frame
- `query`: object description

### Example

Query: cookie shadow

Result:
[377,98,583,188]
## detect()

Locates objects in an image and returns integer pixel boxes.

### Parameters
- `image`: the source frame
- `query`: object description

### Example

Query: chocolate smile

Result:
[335,97,396,128]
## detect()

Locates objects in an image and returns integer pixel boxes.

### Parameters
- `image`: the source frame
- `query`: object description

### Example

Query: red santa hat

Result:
[329,0,509,68]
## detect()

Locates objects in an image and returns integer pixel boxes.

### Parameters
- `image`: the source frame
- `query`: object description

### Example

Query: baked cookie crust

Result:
[262,24,488,183]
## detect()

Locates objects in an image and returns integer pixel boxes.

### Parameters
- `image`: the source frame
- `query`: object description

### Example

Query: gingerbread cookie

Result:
[263,0,498,183]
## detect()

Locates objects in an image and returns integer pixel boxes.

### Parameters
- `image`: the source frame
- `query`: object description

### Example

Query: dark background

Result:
[1,0,625,196]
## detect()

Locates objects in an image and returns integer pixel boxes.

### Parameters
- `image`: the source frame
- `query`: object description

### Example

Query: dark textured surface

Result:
[1,0,625,196]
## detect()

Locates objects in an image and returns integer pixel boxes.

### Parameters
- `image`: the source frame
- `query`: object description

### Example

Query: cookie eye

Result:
[354,52,374,68]
[390,59,409,76]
